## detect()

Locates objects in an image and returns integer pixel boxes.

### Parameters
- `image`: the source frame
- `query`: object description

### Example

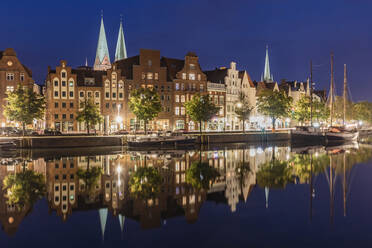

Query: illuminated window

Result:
[182,73,186,80]
[105,82,109,88]
[180,95,185,103]
[181,107,185,115]
[175,83,179,90]
[175,95,179,102]
[6,86,14,92]
[147,72,153,80]
[200,84,204,92]
[69,81,74,87]
[6,73,14,81]
[154,73,159,80]
[118,83,123,89]
[112,83,116,88]
[189,64,195,70]
[198,74,201,81]
[175,107,180,115]
[189,73,195,80]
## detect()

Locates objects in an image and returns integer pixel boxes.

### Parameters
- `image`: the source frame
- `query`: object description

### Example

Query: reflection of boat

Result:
[127,134,196,148]
[0,141,17,150]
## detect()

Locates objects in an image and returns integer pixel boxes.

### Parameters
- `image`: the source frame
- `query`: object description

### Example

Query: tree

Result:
[129,88,162,134]
[235,94,253,133]
[353,101,372,124]
[185,94,220,135]
[257,90,292,130]
[76,98,103,134]
[4,85,45,136]
[129,167,162,199]
[76,157,103,197]
[186,161,220,190]
[3,165,46,209]
[292,96,329,125]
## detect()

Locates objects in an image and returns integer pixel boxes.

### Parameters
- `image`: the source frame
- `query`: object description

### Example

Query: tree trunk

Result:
[243,118,245,133]
[144,120,147,135]
[86,122,90,134]
[22,122,25,136]
[272,118,276,131]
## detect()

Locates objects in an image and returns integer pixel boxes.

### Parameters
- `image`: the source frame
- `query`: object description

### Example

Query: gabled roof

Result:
[160,57,184,81]
[114,55,140,79]
[71,67,106,87]
[239,70,255,87]
[203,68,227,84]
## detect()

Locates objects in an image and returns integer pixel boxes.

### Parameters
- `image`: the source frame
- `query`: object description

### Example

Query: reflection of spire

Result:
[99,208,108,241]
[119,214,125,233]
[265,187,269,208]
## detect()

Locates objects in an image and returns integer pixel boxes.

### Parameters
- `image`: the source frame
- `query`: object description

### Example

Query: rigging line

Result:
[346,166,358,200]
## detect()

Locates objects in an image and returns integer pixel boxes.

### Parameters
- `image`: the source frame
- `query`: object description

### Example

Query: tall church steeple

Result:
[115,15,128,61]
[94,13,111,71]
[263,45,273,82]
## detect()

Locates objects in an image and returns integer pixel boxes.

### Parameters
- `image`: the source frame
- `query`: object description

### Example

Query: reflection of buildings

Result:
[1,144,369,236]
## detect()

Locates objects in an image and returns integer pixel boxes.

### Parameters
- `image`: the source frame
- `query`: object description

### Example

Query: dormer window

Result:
[189,64,196,70]
[20,73,24,81]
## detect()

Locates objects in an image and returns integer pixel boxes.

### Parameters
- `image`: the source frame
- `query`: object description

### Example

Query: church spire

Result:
[263,45,273,82]
[94,13,111,71]
[115,15,128,61]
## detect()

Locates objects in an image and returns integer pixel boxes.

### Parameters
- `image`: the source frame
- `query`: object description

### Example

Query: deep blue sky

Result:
[1,0,372,101]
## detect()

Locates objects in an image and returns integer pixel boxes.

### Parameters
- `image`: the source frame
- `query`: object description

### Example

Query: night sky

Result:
[1,0,372,101]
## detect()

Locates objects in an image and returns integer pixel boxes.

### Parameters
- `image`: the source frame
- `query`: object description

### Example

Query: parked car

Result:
[0,127,21,136]
[43,128,62,136]
[25,129,39,136]
[112,130,129,135]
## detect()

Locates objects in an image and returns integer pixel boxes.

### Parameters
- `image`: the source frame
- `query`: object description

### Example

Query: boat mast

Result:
[310,60,313,126]
[330,52,335,127]
[343,64,347,126]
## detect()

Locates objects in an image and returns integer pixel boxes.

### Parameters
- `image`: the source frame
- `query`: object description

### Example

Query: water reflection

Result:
[1,143,372,237]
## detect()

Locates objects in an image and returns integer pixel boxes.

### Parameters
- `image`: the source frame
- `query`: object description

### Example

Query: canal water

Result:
[0,143,372,248]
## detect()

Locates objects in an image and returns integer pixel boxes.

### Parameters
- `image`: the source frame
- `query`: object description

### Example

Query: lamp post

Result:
[116,104,123,131]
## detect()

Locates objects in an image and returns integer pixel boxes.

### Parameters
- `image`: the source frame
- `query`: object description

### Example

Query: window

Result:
[200,84,204,92]
[62,102,66,108]
[112,103,116,109]
[54,91,59,97]
[181,107,185,115]
[63,163,66,169]
[105,103,109,108]
[189,73,195,80]
[6,86,14,92]
[112,83,116,88]
[167,95,170,101]
[54,80,58,87]
[175,83,179,90]
[61,72,66,78]
[70,174,74,179]
[142,72,146,79]
[147,72,153,80]
[69,81,73,87]
[6,73,14,81]
[55,196,59,202]
[62,91,66,97]
[95,92,99,98]
[148,60,152,67]
[112,92,116,98]
[182,73,186,80]
[70,114,73,119]
[105,92,109,98]
[62,114,66,119]
[69,91,74,97]
[62,81,66,87]
[55,185,59,191]
[55,163,59,169]
[70,163,74,168]
[219,96,224,104]
[175,107,180,115]
[181,95,185,103]
[54,114,58,119]
[167,107,170,112]
[62,185,67,191]
[198,74,201,81]
[87,92,92,98]
[154,73,159,80]
[20,73,24,81]
[69,102,73,108]
[112,74,116,80]
[181,83,184,90]
[55,102,59,108]
[192,83,196,90]
[70,184,74,190]
[79,91,84,98]
[176,120,185,129]
[175,95,179,102]
[118,83,123,89]
[190,64,196,70]
[105,82,109,88]
[62,174,67,180]
[161,95,164,101]
[55,175,59,180]
[119,92,123,98]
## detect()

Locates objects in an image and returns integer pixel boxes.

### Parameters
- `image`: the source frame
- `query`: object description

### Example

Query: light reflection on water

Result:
[1,142,372,247]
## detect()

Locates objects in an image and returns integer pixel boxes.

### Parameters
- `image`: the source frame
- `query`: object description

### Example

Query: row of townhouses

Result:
[0,16,326,133]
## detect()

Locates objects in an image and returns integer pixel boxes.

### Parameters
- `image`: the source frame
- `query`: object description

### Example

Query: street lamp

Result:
[116,104,123,130]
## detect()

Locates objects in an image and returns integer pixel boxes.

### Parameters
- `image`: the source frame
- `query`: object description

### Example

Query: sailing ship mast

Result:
[329,52,335,127]
[343,64,347,126]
